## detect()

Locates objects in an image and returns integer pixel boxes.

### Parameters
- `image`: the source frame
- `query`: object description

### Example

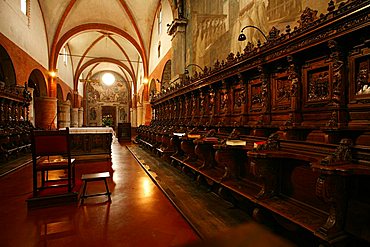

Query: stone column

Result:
[57,100,71,128]
[167,18,188,84]
[78,107,84,127]
[34,97,57,129]
[70,108,79,127]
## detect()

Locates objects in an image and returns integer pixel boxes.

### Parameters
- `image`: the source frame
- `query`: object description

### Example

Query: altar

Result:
[60,127,113,160]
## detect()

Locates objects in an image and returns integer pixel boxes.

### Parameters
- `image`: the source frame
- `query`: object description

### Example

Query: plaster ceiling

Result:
[38,0,167,90]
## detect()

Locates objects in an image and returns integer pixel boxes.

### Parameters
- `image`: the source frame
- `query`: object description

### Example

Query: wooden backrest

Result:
[31,127,71,157]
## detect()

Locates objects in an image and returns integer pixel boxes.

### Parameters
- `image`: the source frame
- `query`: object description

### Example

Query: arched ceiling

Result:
[38,0,171,91]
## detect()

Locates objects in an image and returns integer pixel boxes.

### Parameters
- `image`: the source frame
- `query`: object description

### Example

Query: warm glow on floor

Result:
[141,177,153,197]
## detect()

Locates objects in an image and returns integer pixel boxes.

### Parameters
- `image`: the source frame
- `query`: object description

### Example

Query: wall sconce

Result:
[49,69,58,78]
[143,78,149,85]
[184,63,204,74]
[238,25,267,42]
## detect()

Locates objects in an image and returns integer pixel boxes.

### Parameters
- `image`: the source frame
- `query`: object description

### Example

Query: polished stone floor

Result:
[0,142,199,247]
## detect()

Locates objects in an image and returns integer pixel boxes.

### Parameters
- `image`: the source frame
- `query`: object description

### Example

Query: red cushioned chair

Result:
[31,127,76,197]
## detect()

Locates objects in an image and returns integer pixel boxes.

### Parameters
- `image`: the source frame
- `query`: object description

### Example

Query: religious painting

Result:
[86,74,130,127]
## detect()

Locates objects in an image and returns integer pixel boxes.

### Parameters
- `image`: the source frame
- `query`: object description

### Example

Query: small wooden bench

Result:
[80,172,111,203]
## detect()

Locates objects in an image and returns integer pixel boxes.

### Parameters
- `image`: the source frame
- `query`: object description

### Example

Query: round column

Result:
[78,107,84,127]
[34,97,57,129]
[57,100,71,128]
[70,107,79,127]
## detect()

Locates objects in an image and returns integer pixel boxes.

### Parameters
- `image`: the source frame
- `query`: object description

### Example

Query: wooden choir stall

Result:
[136,1,370,246]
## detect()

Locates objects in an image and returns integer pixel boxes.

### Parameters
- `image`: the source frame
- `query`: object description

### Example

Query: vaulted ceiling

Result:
[38,0,171,91]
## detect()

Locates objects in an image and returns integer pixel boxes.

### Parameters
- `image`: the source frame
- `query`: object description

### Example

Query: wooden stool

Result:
[80,172,111,203]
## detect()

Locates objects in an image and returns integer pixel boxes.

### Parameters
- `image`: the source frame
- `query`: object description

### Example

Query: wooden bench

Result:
[80,172,111,203]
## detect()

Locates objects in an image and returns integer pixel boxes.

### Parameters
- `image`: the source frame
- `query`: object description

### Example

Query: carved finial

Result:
[327,0,335,12]
[204,66,209,75]
[298,7,318,28]
[244,42,254,54]
[286,25,291,34]
[227,53,235,63]
[214,60,220,69]
[268,26,280,41]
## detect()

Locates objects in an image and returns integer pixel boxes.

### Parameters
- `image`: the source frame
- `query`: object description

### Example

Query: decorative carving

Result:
[234,88,245,108]
[315,174,347,238]
[258,66,269,108]
[326,111,338,128]
[321,138,353,165]
[308,70,329,101]
[283,113,294,127]
[244,42,254,54]
[199,90,205,115]
[214,60,220,70]
[226,53,235,64]
[268,26,280,42]
[298,7,318,28]
[276,77,290,104]
[220,91,228,111]
[327,0,335,12]
[209,87,215,113]
[191,92,196,116]
[356,59,369,95]
[254,133,280,151]
[251,92,262,106]
[227,128,240,139]
[328,40,344,104]
[287,56,299,97]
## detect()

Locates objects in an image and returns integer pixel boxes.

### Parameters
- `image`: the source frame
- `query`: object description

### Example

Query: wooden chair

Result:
[31,127,76,197]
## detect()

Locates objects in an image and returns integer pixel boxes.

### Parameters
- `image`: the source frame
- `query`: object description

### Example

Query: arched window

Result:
[157,7,162,35]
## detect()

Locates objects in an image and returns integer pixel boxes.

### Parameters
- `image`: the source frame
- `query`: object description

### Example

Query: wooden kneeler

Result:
[80,172,111,203]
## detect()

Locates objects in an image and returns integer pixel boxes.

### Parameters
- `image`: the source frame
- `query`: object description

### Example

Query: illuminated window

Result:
[157,7,162,35]
[20,0,29,16]
[63,47,68,66]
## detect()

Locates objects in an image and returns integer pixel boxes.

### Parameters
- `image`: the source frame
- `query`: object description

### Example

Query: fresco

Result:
[86,75,129,126]
[189,0,344,67]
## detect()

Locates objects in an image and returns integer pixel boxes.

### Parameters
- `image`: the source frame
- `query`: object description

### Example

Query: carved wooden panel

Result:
[232,84,246,115]
[302,58,332,108]
[349,46,370,103]
[218,88,229,115]
[248,77,263,113]
[271,71,291,112]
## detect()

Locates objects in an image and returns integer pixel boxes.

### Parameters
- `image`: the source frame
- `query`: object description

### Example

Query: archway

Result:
[56,84,71,128]
[28,69,53,129]
[0,45,16,88]
[160,60,171,92]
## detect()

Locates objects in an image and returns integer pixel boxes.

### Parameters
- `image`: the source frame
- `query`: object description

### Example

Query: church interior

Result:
[1,0,370,246]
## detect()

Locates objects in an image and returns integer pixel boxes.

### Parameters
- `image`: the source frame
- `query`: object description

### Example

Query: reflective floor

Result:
[0,142,199,247]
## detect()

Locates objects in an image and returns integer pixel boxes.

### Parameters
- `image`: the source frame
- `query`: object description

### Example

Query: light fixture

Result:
[238,25,267,42]
[143,78,149,85]
[184,63,204,74]
[102,72,115,86]
[49,70,58,78]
